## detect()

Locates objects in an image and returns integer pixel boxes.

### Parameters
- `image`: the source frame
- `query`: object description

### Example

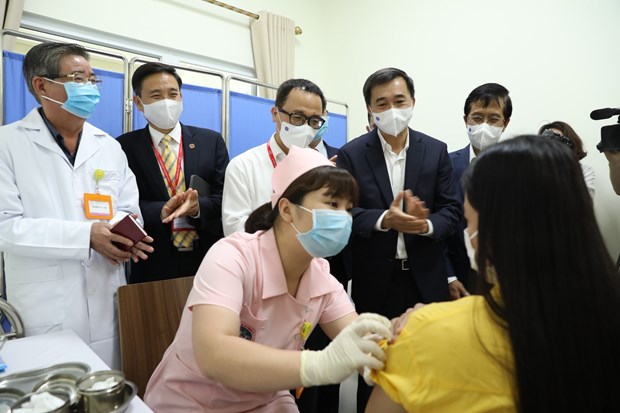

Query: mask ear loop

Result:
[290,204,313,235]
[40,77,66,106]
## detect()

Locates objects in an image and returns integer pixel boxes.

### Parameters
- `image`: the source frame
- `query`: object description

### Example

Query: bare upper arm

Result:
[365,385,407,413]
[192,304,240,374]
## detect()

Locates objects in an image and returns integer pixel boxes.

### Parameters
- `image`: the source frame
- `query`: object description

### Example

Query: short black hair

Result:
[132,62,183,97]
[464,83,512,120]
[275,79,326,112]
[363,67,415,106]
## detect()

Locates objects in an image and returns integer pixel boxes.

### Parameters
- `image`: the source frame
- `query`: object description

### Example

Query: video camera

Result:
[591,108,620,152]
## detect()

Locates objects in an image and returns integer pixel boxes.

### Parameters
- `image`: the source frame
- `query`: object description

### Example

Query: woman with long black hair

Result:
[366,135,620,412]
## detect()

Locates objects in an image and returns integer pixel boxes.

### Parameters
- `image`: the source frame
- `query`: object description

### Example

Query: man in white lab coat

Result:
[0,42,153,368]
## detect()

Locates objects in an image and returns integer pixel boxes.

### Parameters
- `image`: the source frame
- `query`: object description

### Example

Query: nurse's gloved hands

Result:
[299,313,392,387]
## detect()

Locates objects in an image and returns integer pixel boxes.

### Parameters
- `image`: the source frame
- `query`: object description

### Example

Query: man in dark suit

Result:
[336,67,461,413]
[446,83,512,292]
[117,62,229,284]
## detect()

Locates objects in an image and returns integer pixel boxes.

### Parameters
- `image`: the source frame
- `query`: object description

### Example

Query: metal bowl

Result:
[33,374,79,408]
[0,388,24,413]
[76,370,125,413]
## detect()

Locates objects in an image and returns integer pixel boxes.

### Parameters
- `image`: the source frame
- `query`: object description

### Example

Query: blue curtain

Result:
[2,51,125,137]
[3,51,348,150]
[228,91,348,158]
[323,112,347,149]
[132,83,222,133]
[229,91,276,158]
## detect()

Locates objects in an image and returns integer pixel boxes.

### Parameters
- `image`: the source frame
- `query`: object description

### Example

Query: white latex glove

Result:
[300,313,392,387]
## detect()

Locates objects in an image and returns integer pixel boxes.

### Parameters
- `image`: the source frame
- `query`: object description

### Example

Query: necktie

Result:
[160,135,197,249]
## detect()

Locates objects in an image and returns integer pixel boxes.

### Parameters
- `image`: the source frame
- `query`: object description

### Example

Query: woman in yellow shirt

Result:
[367,135,620,413]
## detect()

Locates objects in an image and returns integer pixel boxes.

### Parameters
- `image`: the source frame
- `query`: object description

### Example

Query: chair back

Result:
[117,276,194,397]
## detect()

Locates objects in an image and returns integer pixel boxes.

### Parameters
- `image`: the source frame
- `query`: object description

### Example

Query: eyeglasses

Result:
[277,107,325,130]
[542,130,574,148]
[41,72,102,85]
[467,114,505,127]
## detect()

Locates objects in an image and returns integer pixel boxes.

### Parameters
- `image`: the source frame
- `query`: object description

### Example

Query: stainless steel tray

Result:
[0,388,24,413]
[0,362,89,394]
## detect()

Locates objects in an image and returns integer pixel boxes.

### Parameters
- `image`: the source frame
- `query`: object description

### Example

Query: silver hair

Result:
[22,42,90,103]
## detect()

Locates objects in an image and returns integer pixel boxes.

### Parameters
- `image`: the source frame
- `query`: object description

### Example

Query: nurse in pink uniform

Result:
[145,146,392,413]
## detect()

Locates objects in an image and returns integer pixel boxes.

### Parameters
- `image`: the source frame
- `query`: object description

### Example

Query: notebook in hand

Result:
[110,214,148,251]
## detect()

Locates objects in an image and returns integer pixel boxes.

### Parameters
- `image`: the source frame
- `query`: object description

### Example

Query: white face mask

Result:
[141,98,183,130]
[463,229,478,272]
[372,106,413,137]
[467,123,503,151]
[277,112,317,149]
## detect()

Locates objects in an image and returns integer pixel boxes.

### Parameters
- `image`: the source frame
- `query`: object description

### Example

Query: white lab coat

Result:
[0,108,141,368]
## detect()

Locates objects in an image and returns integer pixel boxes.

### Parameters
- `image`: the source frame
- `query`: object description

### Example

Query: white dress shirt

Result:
[222,134,286,236]
[374,129,434,259]
[149,123,183,173]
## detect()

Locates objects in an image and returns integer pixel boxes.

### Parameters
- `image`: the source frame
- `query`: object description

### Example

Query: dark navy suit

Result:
[337,128,461,313]
[117,124,229,283]
[446,144,475,288]
[338,128,461,413]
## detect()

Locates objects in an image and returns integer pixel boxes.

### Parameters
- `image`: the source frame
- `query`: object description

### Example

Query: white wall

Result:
[21,0,620,256]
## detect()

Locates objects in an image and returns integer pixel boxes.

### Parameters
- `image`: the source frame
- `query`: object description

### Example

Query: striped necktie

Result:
[160,135,197,249]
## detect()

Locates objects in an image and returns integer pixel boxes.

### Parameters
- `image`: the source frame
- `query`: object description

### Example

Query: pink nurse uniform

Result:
[144,229,355,412]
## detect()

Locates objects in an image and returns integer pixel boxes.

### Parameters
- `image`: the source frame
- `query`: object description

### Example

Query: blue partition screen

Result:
[323,112,347,149]
[132,83,222,133]
[228,91,348,159]
[229,91,275,158]
[3,51,125,137]
[3,51,347,149]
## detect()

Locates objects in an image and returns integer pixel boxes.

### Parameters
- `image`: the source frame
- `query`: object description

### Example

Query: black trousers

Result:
[356,258,421,413]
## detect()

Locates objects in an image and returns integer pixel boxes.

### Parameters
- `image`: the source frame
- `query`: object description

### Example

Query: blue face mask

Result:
[312,116,328,142]
[291,204,352,258]
[43,79,100,119]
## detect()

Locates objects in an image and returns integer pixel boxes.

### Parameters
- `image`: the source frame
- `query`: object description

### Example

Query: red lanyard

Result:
[266,141,277,168]
[152,135,184,196]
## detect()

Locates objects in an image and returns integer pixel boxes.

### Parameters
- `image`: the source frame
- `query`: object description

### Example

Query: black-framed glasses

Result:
[41,72,102,85]
[542,130,574,148]
[277,107,325,130]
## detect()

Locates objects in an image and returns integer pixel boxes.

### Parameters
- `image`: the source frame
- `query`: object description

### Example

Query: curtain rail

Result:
[200,0,302,35]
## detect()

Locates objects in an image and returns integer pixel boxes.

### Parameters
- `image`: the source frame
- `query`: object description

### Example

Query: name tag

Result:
[172,217,195,232]
[84,193,113,220]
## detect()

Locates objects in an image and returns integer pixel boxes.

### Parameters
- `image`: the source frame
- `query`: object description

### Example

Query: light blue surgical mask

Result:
[42,79,100,119]
[291,204,352,258]
[312,116,328,142]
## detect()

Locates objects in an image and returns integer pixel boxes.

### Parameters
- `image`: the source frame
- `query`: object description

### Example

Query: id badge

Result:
[172,217,194,232]
[84,193,113,220]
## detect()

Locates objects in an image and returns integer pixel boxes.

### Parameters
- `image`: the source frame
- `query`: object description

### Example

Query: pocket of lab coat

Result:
[97,170,121,198]
[6,264,64,330]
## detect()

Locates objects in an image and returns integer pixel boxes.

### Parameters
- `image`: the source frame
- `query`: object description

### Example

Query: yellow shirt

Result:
[372,294,516,412]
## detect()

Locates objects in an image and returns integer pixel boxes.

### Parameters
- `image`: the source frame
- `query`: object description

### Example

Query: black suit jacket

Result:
[446,144,474,288]
[337,128,461,314]
[117,124,229,283]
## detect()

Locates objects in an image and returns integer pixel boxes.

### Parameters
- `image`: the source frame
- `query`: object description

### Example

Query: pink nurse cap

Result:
[271,146,333,207]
